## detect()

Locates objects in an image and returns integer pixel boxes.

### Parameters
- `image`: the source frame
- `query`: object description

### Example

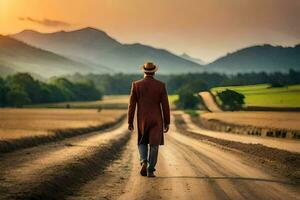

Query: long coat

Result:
[128,76,170,145]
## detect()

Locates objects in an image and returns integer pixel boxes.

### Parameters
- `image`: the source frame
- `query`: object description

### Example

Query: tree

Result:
[50,78,76,100]
[46,84,68,102]
[6,89,31,107]
[288,69,300,85]
[73,80,102,101]
[175,88,200,109]
[5,73,42,103]
[217,89,245,111]
[50,78,102,101]
[0,78,8,107]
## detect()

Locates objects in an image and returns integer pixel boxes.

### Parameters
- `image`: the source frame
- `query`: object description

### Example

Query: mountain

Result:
[11,27,204,74]
[0,35,96,77]
[10,27,300,75]
[206,44,300,74]
[0,61,15,77]
[180,53,205,65]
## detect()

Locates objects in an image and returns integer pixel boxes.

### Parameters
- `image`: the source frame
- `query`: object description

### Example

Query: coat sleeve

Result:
[161,84,170,125]
[128,82,137,124]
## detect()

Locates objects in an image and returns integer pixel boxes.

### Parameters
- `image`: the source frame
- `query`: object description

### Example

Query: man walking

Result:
[128,62,170,177]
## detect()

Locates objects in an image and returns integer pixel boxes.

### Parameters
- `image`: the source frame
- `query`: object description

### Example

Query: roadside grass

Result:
[211,84,300,108]
[184,109,199,117]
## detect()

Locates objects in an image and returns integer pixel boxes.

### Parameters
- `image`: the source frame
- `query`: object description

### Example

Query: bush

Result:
[184,109,199,117]
[175,89,200,109]
[217,89,245,111]
[270,82,285,88]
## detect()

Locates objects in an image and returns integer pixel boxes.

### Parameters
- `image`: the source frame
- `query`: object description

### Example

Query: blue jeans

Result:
[138,144,159,173]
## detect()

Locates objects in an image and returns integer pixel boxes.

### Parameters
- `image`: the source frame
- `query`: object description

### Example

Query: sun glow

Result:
[0,0,299,61]
[0,0,21,34]
[0,0,16,15]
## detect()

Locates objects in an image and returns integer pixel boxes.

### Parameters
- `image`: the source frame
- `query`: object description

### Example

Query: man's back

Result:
[128,75,170,145]
[127,62,170,178]
[134,76,165,111]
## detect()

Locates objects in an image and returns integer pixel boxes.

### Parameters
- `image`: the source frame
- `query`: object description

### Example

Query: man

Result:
[128,62,170,177]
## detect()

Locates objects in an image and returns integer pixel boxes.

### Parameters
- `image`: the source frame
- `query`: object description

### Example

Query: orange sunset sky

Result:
[0,0,300,62]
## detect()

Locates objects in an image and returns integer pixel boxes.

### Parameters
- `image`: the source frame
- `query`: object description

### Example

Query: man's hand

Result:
[163,124,169,133]
[128,124,134,131]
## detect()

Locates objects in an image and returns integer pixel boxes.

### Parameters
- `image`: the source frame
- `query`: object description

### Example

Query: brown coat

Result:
[128,76,170,145]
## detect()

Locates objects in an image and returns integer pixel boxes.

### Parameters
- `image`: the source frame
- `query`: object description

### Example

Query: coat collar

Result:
[144,75,154,79]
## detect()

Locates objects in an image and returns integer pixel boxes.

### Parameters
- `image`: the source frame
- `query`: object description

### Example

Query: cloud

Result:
[18,17,70,27]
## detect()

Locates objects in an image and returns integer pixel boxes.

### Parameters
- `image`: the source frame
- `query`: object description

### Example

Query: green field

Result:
[168,94,179,105]
[27,95,179,109]
[211,84,300,108]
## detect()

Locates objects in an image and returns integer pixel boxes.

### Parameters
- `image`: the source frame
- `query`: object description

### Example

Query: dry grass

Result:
[200,111,300,131]
[0,108,125,140]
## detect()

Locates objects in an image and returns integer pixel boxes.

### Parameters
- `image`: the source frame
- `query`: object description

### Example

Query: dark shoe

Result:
[147,171,156,178]
[140,162,147,176]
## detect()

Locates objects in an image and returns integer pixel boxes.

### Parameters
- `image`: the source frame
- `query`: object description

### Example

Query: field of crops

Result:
[211,84,300,108]
[0,109,125,140]
[200,111,300,131]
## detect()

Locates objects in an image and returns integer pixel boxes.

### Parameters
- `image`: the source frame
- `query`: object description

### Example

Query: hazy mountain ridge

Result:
[11,27,204,74]
[0,35,94,77]
[181,53,205,65]
[5,27,300,76]
[206,44,300,74]
[0,61,15,77]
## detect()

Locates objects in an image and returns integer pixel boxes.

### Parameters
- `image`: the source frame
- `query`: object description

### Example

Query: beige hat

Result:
[140,62,159,73]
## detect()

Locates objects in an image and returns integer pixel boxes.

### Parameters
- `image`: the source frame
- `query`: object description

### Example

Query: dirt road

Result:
[199,92,222,112]
[0,116,299,200]
[181,112,300,153]
[118,118,299,200]
[0,122,130,200]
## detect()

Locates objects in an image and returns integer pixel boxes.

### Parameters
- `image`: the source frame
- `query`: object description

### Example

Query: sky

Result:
[0,0,300,62]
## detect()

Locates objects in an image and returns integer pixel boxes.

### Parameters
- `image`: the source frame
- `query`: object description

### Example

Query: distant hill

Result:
[8,28,300,75]
[0,35,101,77]
[12,27,204,74]
[206,44,300,74]
[180,53,205,65]
[0,61,15,77]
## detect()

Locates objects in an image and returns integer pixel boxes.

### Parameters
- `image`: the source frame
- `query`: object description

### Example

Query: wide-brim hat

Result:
[140,62,159,73]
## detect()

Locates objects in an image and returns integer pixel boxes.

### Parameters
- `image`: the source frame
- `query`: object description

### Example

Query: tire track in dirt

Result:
[168,116,299,199]
[178,112,300,180]
[0,115,126,154]
[66,138,134,200]
[167,136,271,200]
[119,115,299,200]
[1,114,299,200]
[0,121,130,200]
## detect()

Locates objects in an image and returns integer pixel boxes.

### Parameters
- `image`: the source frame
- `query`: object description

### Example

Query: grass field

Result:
[0,109,125,140]
[211,84,300,108]
[168,94,179,106]
[27,95,179,109]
